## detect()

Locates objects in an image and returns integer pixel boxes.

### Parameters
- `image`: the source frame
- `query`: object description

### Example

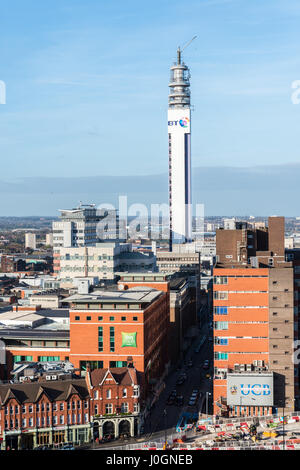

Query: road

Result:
[143,309,213,436]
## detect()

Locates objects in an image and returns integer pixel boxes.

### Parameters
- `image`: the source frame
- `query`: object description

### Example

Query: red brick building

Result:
[0,366,140,450]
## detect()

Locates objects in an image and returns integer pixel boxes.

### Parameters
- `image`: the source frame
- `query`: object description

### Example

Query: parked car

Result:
[203,360,209,370]
[188,398,197,406]
[187,360,193,367]
[167,395,175,405]
[176,395,184,406]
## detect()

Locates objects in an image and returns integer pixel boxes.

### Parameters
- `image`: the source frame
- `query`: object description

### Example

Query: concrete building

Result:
[52,204,119,275]
[25,233,36,251]
[45,233,53,247]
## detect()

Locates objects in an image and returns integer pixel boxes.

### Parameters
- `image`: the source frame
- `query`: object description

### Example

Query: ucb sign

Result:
[227,373,274,406]
[240,384,271,396]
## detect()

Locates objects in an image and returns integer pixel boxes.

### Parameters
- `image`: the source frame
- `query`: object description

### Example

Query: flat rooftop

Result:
[64,286,162,305]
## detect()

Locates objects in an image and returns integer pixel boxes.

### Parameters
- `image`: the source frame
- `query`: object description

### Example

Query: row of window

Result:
[5,401,88,414]
[214,321,268,330]
[5,413,89,430]
[79,360,128,371]
[93,387,139,399]
[94,403,139,415]
[14,356,63,363]
[214,275,268,284]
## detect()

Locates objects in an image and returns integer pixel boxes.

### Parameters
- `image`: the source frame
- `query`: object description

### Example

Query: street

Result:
[144,310,213,435]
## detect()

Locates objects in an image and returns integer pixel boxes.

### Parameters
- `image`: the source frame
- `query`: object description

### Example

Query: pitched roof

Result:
[0,378,89,404]
[90,368,138,387]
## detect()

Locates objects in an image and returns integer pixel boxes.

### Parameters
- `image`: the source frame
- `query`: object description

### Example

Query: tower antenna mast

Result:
[177,36,197,64]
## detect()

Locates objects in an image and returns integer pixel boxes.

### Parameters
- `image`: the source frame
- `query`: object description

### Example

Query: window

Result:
[98,316,103,321]
[22,419,26,427]
[133,386,139,397]
[53,416,58,425]
[60,403,64,411]
[122,388,127,398]
[22,405,26,413]
[86,316,91,321]
[134,403,139,413]
[214,337,228,345]
[85,413,89,423]
[213,291,228,300]
[214,352,228,360]
[121,402,128,413]
[106,389,111,399]
[121,317,126,321]
[75,316,80,321]
[105,404,113,414]
[110,327,115,352]
[214,276,228,285]
[60,415,64,425]
[133,317,138,321]
[109,361,127,368]
[109,316,115,321]
[94,404,98,415]
[214,306,228,315]
[53,403,57,411]
[214,321,228,330]
[94,390,98,399]
[98,327,103,352]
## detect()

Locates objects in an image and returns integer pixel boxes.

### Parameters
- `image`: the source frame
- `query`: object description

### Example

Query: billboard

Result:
[227,373,274,406]
[121,332,137,348]
[168,108,191,134]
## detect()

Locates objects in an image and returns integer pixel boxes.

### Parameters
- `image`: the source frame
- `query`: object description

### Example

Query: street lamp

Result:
[163,409,167,447]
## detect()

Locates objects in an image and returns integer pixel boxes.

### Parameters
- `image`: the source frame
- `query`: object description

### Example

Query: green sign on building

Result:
[121,332,137,347]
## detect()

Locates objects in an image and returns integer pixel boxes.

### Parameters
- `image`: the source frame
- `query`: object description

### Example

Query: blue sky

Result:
[1,0,300,214]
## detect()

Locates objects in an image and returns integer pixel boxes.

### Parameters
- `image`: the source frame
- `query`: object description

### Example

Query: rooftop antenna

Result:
[177,35,197,65]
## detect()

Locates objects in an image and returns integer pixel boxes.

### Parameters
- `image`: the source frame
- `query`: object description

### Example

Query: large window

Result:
[213,291,228,300]
[80,360,103,371]
[214,276,228,285]
[105,404,113,414]
[121,402,129,413]
[214,306,228,315]
[214,321,228,330]
[214,337,228,345]
[38,356,60,362]
[14,355,33,363]
[109,361,127,368]
[214,352,228,360]
[110,327,115,352]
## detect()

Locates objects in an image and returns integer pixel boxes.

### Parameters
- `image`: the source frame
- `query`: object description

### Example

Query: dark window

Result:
[98,316,103,321]
[75,316,80,321]
[121,317,126,321]
[86,316,91,321]
[133,317,138,321]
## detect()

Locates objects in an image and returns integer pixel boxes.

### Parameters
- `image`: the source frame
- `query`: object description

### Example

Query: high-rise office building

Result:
[168,47,192,249]
[25,232,36,250]
[213,217,299,418]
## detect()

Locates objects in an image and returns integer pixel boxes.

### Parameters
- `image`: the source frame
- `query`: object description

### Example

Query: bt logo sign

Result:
[168,117,190,128]
[240,384,271,396]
